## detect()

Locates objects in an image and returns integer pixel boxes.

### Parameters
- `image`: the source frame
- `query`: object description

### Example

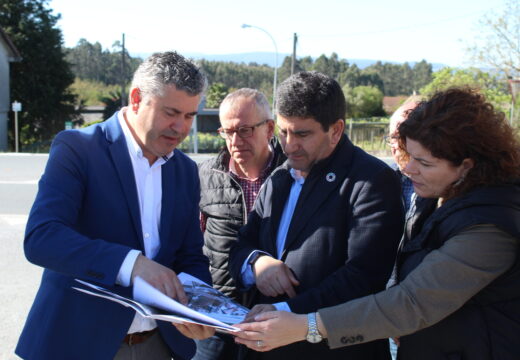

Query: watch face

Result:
[306,333,323,343]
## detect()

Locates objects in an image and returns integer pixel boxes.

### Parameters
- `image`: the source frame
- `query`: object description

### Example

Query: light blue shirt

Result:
[241,169,305,312]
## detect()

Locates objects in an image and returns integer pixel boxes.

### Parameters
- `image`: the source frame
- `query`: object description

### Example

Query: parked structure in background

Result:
[0,27,21,152]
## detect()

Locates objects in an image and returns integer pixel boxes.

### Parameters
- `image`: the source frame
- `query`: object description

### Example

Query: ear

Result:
[460,158,475,176]
[130,87,141,113]
[266,119,275,139]
[330,119,345,144]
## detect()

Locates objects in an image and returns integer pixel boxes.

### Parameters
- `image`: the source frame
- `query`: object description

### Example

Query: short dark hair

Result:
[276,71,346,131]
[131,51,207,99]
[398,87,520,199]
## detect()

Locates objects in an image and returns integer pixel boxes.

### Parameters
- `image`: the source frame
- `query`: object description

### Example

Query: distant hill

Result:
[131,51,448,72]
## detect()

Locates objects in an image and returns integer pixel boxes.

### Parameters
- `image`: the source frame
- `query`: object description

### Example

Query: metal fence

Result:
[346,120,391,156]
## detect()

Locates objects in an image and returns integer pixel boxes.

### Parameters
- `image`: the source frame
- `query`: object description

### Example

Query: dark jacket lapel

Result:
[281,136,354,256]
[105,112,144,249]
[158,156,176,259]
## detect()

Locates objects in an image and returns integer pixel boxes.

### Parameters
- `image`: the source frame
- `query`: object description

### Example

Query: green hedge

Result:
[178,133,225,153]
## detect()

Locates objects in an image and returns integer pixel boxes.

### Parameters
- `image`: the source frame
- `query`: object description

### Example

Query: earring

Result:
[453,174,466,187]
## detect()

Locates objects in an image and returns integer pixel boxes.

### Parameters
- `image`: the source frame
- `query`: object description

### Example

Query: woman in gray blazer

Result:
[234,87,520,360]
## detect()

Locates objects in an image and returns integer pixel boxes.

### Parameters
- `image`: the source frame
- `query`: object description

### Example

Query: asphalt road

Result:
[0,154,46,360]
[0,152,393,360]
[0,153,215,360]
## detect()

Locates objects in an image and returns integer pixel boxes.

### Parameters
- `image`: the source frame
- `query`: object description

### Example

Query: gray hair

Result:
[131,51,207,100]
[219,88,272,120]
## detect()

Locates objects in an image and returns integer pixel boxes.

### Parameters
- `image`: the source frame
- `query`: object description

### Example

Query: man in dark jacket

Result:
[195,88,286,360]
[229,72,404,360]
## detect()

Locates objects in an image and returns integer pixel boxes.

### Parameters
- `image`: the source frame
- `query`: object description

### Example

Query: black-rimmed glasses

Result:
[218,119,270,139]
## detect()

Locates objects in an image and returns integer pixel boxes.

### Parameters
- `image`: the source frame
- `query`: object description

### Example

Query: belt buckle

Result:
[128,333,135,346]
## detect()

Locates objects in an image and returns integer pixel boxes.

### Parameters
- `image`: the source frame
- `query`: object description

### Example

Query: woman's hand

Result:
[233,311,307,352]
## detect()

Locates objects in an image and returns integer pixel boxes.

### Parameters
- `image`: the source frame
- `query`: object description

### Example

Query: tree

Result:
[343,85,386,118]
[66,38,142,85]
[420,67,511,114]
[0,0,79,145]
[198,59,274,103]
[313,53,349,80]
[205,82,229,108]
[467,0,520,77]
[99,89,123,121]
[413,60,433,93]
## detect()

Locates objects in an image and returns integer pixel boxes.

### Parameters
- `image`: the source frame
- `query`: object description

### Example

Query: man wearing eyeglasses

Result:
[195,88,286,360]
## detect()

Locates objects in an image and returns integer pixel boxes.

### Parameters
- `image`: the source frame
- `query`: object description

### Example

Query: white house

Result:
[0,27,21,152]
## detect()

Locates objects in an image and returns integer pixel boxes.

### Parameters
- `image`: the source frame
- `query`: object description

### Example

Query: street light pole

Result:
[242,24,278,116]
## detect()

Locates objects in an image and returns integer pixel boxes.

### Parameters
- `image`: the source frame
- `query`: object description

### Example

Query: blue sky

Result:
[49,0,504,67]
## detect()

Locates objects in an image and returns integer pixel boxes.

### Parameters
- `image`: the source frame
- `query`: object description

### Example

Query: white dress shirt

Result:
[115,109,174,333]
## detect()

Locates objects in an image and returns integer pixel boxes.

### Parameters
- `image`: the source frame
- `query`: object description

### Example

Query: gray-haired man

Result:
[194,88,286,360]
[16,51,212,360]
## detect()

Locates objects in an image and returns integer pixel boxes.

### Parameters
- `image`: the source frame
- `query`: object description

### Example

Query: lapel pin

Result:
[326,172,336,182]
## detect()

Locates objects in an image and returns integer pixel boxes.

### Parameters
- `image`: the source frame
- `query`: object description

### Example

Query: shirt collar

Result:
[289,168,305,185]
[118,109,174,165]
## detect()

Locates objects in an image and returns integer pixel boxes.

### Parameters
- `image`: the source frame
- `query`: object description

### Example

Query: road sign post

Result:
[11,101,22,153]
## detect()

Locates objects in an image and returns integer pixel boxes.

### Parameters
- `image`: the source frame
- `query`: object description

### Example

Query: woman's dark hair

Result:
[398,87,520,199]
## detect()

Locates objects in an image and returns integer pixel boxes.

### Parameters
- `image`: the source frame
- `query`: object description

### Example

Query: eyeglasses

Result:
[218,119,269,140]
[384,135,399,146]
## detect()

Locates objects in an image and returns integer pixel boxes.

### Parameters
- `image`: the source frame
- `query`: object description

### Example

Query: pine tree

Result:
[0,0,78,146]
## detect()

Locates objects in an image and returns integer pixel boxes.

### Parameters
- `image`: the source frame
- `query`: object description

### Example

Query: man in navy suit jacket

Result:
[16,52,213,360]
[228,72,404,360]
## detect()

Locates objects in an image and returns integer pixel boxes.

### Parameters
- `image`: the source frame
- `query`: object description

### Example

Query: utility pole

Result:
[291,33,298,75]
[121,33,126,107]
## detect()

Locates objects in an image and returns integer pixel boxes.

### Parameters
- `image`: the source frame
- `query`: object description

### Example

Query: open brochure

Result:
[72,272,249,333]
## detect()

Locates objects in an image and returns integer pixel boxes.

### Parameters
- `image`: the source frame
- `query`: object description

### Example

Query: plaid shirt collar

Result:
[228,147,274,213]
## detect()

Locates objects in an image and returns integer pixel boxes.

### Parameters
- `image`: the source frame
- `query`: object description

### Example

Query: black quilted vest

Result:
[198,140,285,302]
[396,183,520,360]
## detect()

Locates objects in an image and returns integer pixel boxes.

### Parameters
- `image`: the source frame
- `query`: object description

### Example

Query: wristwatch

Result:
[306,312,323,343]
[247,251,265,268]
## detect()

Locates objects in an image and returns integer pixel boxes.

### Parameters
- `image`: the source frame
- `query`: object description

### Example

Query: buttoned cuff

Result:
[116,249,141,286]
[273,302,291,312]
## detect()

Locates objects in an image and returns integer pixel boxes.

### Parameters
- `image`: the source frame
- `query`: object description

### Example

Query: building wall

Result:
[0,42,10,151]
[197,114,220,133]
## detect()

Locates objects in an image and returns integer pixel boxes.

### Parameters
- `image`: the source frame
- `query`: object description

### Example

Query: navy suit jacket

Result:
[16,113,211,360]
[230,135,404,359]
